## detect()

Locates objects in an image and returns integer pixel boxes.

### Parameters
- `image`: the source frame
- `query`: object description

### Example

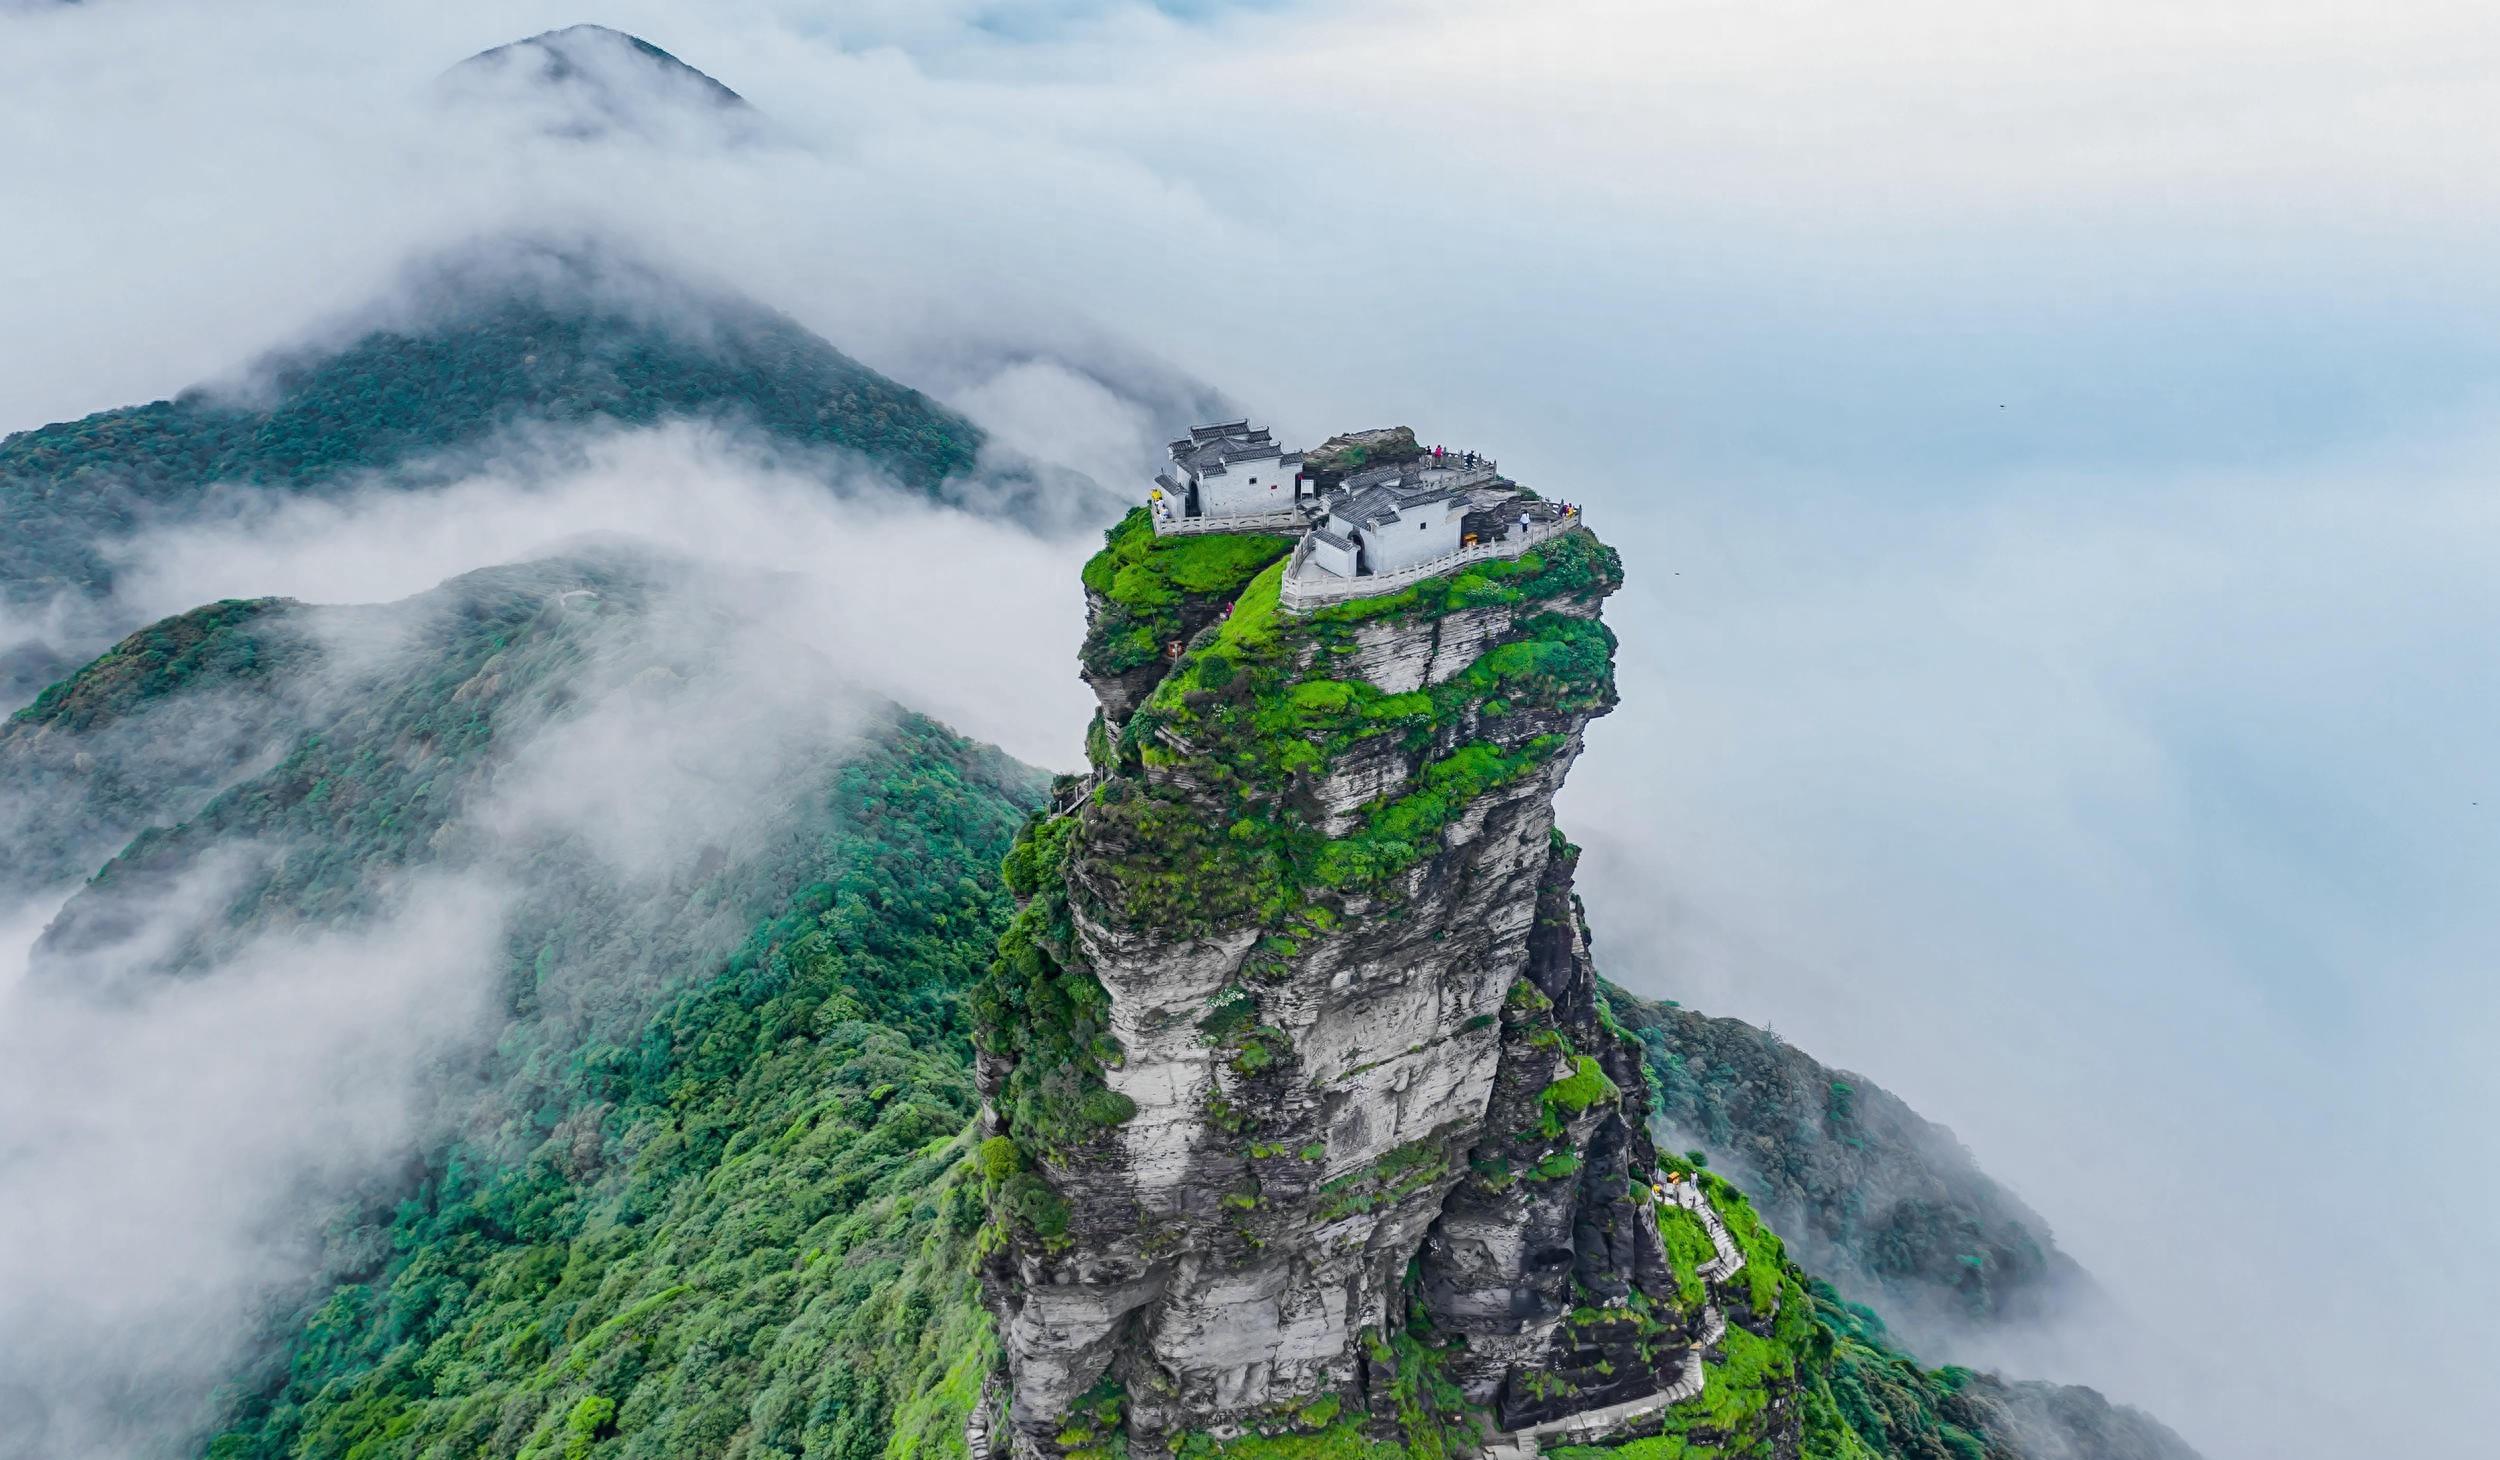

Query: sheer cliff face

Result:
[973,518,1705,1456]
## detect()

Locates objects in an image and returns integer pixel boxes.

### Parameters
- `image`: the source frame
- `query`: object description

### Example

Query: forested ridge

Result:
[206,725,1031,1460]
[3,558,1042,1458]
[0,280,983,608]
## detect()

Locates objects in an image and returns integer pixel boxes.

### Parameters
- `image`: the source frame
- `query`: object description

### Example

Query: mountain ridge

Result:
[1612,992,2093,1346]
[0,239,1038,708]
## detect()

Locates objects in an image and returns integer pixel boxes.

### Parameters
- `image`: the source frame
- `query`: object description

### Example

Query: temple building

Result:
[1141,420,1575,611]
[1152,420,1308,522]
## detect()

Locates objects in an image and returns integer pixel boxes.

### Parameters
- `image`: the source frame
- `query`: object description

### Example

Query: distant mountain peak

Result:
[439,24,756,143]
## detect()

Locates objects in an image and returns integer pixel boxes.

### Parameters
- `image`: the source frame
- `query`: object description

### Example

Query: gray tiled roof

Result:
[1333,485,1406,529]
[1176,436,1285,476]
[1309,526,1355,551]
[1331,475,1464,531]
[1166,421,1303,478]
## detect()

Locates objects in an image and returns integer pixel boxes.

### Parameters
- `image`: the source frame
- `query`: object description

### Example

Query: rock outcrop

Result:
[973,508,1744,1457]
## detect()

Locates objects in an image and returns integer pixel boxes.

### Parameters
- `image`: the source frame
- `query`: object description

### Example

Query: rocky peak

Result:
[1298,425,1425,491]
[972,504,1779,1457]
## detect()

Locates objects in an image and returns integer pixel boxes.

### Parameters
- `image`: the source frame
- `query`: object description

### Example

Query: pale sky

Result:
[2,4,2494,1457]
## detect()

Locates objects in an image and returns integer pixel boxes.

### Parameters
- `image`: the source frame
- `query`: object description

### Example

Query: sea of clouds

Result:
[4,3,2496,1456]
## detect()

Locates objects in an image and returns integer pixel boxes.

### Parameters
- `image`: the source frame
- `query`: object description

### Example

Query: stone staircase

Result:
[1479,1177,1746,1457]
[1661,1179,1746,1284]
[965,1375,1001,1460]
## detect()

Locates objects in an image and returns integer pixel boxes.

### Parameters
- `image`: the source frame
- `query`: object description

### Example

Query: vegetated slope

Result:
[0,552,1045,1459]
[20,545,1042,996]
[0,242,1015,705]
[5,545,1048,1189]
[171,513,2195,1460]
[1610,992,2092,1345]
[204,725,1028,1460]
[0,595,314,901]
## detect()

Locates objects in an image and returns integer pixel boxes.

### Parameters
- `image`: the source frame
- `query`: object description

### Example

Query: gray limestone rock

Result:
[980,529,1685,1457]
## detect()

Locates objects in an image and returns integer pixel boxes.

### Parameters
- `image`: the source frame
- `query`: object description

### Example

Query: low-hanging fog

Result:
[5,2,2497,1457]
[0,455,1089,1456]
[105,423,1099,767]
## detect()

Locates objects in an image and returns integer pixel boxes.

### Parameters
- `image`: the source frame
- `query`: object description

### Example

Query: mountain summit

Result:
[438,24,757,143]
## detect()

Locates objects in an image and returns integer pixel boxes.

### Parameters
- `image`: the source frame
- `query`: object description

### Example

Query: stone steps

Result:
[1478,1180,1746,1455]
[966,1376,1001,1460]
[1661,1181,1746,1283]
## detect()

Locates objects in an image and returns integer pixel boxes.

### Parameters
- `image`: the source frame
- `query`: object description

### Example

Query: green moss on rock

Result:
[972,811,1137,1166]
[1080,509,1294,678]
[1542,1054,1621,1131]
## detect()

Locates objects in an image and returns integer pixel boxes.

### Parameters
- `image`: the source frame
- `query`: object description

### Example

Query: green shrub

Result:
[978,1136,1024,1184]
[1081,1087,1140,1126]
[561,1396,615,1460]
[1079,511,1293,677]
[1541,1055,1620,1134]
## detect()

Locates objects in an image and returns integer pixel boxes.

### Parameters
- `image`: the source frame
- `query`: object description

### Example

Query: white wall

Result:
[1361,498,1461,573]
[1197,456,1295,516]
[1306,535,1359,577]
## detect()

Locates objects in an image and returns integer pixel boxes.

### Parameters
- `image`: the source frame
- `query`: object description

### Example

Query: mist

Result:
[104,420,1098,767]
[0,875,508,1460]
[5,1,2498,1456]
[1569,432,2500,1453]
[0,435,1092,1455]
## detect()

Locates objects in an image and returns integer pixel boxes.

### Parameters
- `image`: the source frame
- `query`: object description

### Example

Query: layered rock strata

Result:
[975,512,1714,1457]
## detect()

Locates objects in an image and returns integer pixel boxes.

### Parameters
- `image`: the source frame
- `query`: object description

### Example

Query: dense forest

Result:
[205,721,1030,1460]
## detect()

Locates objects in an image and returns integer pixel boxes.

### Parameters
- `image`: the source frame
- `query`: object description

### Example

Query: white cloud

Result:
[5,2,2499,1455]
[0,873,509,1460]
[105,422,1099,769]
[1567,425,2500,1458]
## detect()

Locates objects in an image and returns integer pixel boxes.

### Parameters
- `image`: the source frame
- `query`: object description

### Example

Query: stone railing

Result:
[1276,512,1584,614]
[1661,1180,1747,1283]
[1506,1347,1705,1452]
[1150,506,1314,537]
[1694,1304,1728,1347]
[1048,775,1097,818]
[1403,461,1500,492]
